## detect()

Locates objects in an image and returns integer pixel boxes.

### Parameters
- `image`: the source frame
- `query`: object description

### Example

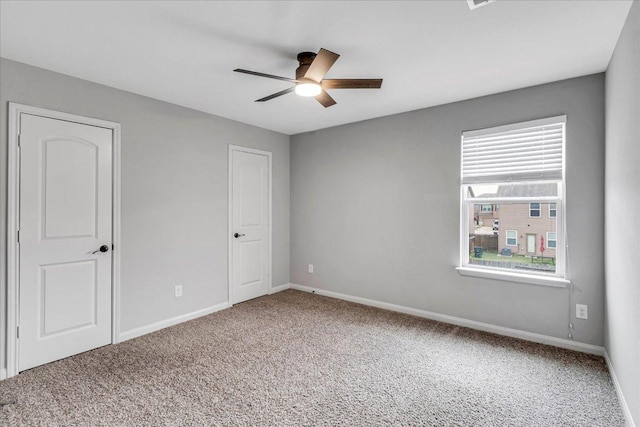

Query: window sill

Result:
[456,266,570,288]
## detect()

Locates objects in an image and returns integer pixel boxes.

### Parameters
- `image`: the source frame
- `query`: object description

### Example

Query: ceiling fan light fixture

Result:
[234,48,382,107]
[295,80,321,97]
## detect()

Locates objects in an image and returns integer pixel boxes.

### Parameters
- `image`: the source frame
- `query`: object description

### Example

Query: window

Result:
[546,232,557,248]
[459,116,566,284]
[481,204,493,212]
[529,202,541,217]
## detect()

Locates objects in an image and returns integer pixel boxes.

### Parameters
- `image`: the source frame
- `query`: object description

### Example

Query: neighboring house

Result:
[496,183,558,258]
[473,196,499,227]
[468,190,500,253]
[468,183,558,258]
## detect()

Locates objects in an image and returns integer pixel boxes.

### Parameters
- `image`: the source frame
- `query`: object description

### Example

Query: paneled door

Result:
[230,147,271,304]
[19,114,113,372]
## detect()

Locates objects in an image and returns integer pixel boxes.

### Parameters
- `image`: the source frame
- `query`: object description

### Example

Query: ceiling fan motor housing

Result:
[296,52,317,81]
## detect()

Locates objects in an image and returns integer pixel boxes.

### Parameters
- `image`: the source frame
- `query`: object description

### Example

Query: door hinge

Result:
[17,134,21,147]
[16,326,19,339]
[112,244,114,251]
[16,230,20,243]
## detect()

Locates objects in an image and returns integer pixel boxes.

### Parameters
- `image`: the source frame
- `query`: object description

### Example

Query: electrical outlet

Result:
[308,264,314,274]
[175,285,183,298]
[576,304,588,320]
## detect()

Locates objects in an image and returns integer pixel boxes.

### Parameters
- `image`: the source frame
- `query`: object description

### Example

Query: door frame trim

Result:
[6,103,122,378]
[227,145,273,305]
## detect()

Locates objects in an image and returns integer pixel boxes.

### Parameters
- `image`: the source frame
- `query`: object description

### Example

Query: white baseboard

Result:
[269,283,292,294]
[0,368,6,380]
[604,349,637,427]
[117,283,293,344]
[118,302,231,343]
[289,284,604,356]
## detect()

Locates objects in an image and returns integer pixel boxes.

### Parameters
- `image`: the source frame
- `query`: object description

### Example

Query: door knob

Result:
[234,233,245,238]
[92,245,110,254]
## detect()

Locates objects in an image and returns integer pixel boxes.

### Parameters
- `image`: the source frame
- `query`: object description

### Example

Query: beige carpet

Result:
[0,290,625,426]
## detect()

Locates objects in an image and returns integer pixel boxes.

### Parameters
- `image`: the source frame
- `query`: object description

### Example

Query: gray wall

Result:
[605,1,640,424]
[0,58,290,372]
[291,74,605,346]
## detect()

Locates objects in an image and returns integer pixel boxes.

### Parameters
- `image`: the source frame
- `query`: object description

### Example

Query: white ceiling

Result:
[0,1,632,135]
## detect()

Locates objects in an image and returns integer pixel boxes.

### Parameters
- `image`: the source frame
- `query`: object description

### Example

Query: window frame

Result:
[529,202,541,218]
[458,115,568,287]
[549,203,557,218]
[546,231,557,249]
[506,230,518,246]
[460,185,567,286]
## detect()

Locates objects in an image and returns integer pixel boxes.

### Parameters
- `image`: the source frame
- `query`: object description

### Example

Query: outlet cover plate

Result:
[576,304,588,319]
[175,285,183,298]
[308,264,314,274]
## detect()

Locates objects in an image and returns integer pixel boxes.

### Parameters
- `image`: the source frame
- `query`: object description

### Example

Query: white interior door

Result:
[230,148,270,304]
[19,114,113,372]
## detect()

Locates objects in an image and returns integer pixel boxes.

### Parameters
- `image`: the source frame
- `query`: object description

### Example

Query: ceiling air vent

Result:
[467,0,496,10]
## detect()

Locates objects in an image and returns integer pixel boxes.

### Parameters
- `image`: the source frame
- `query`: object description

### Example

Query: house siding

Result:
[497,203,557,258]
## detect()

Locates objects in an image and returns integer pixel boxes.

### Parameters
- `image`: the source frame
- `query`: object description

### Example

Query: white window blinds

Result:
[462,116,566,184]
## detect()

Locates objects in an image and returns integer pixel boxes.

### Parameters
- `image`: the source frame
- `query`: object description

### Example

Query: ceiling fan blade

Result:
[255,87,295,102]
[315,89,337,108]
[304,48,340,83]
[321,79,383,89]
[234,69,298,83]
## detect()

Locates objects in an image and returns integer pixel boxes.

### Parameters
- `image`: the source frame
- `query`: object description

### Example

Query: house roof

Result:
[496,183,558,198]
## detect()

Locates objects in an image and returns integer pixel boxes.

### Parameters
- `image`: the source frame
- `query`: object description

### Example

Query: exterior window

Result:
[529,203,541,217]
[460,116,566,282]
